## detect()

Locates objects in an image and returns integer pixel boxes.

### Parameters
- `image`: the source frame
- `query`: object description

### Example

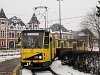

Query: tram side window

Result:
[45,32,49,36]
[69,41,73,47]
[64,41,66,47]
[58,40,60,47]
[77,41,83,47]
[44,32,49,48]
[44,37,49,44]
[77,41,79,47]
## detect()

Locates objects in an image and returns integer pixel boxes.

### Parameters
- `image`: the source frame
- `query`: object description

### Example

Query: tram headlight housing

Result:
[34,55,43,60]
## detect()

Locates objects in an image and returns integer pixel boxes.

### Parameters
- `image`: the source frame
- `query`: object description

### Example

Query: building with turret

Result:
[0,8,8,49]
[0,9,26,49]
[28,13,40,29]
[0,8,40,49]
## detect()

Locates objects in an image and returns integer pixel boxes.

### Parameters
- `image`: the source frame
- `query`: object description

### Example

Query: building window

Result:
[12,33,14,38]
[10,26,13,29]
[1,41,4,46]
[1,22,5,24]
[17,33,20,38]
[9,32,15,38]
[58,34,60,39]
[20,33,21,37]
[3,31,4,38]
[0,31,5,38]
[29,25,31,28]
[7,32,9,38]
[35,25,37,27]
[17,33,19,37]
[9,32,11,38]
[0,31,2,38]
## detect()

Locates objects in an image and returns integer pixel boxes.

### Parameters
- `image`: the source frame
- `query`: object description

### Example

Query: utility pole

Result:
[57,0,63,39]
[44,16,46,28]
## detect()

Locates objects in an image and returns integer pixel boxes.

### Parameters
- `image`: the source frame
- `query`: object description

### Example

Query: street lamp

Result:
[57,0,63,39]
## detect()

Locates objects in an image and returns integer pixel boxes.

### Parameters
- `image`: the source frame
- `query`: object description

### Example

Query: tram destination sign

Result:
[27,33,39,36]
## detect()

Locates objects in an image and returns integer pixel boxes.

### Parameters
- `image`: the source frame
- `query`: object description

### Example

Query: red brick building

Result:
[0,9,25,49]
[0,9,40,49]
[0,8,8,49]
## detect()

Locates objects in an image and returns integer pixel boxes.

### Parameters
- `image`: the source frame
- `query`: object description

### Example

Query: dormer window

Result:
[1,22,5,24]
[10,26,13,29]
[35,25,37,27]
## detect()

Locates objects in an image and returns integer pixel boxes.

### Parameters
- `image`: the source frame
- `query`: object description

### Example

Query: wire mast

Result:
[34,6,48,28]
[57,0,63,39]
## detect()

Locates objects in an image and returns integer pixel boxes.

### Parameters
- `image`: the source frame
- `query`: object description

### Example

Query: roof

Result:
[78,32,86,36]
[0,8,7,19]
[8,16,25,26]
[49,23,68,32]
[28,13,40,24]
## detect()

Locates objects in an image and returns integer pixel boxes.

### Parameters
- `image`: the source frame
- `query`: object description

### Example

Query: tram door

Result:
[73,43,77,50]
[61,41,64,48]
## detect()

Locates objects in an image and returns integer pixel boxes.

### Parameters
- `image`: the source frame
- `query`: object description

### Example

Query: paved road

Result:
[0,58,20,75]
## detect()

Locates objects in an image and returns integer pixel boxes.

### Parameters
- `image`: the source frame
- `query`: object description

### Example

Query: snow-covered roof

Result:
[49,23,68,32]
[8,16,25,26]
[78,32,86,36]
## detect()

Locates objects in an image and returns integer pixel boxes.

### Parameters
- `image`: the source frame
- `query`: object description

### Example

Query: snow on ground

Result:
[50,60,92,75]
[0,49,96,75]
[35,71,52,75]
[22,60,92,75]
[0,55,20,62]
[22,68,53,75]
[93,47,99,51]
[87,47,99,51]
[0,49,20,62]
[22,69,32,75]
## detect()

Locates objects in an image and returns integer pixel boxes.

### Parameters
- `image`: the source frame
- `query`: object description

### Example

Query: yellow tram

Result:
[20,29,85,69]
[20,30,56,69]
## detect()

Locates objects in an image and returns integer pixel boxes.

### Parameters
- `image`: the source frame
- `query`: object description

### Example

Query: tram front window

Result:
[22,33,43,48]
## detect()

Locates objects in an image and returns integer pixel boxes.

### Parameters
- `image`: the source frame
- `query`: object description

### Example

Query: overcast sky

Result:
[0,0,98,30]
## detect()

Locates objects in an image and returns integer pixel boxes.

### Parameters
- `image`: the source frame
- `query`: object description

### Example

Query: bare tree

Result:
[81,28,94,51]
[80,8,100,51]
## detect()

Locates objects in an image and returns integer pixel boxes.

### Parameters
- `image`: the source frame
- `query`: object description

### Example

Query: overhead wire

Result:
[40,15,85,23]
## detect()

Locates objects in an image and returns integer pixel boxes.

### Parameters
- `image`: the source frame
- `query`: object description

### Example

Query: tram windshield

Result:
[22,32,43,48]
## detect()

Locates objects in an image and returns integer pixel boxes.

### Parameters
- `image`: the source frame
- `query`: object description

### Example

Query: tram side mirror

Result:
[50,37,52,42]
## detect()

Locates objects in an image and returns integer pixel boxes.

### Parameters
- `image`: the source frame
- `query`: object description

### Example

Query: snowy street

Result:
[22,60,92,75]
[0,49,20,62]
[0,50,20,75]
[0,49,96,75]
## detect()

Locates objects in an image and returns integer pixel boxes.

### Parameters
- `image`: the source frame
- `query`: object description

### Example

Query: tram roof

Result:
[22,30,49,33]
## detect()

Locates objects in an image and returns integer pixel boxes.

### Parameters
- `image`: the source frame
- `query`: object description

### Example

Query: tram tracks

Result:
[49,68,58,75]
[31,68,58,75]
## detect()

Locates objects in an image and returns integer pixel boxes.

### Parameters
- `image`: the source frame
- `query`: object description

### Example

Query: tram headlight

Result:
[39,56,42,59]
[34,55,42,60]
[33,53,43,60]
